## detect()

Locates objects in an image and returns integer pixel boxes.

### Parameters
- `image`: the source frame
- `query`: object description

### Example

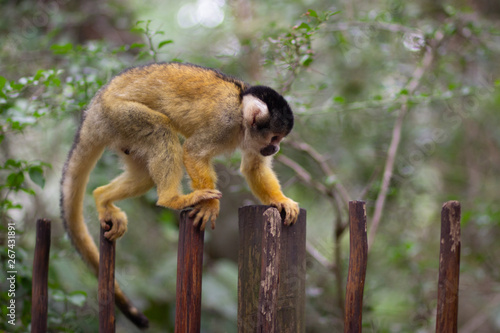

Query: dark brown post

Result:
[344,201,368,333]
[238,205,306,333]
[175,210,205,333]
[436,201,461,333]
[31,219,51,333]
[99,222,116,333]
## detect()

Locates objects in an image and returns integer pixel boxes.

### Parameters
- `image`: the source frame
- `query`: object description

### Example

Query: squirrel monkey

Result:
[60,62,299,328]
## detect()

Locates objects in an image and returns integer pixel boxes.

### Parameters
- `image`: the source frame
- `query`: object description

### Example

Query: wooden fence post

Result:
[436,201,461,333]
[344,201,368,333]
[175,210,205,333]
[238,205,306,333]
[31,218,51,333]
[99,222,116,333]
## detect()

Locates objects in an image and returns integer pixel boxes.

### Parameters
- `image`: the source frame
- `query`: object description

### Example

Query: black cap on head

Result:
[242,86,294,135]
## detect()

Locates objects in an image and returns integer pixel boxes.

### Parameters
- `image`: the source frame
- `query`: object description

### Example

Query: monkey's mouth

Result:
[260,145,279,156]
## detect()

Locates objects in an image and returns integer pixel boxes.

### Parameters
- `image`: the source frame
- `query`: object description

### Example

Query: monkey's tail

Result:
[60,115,149,329]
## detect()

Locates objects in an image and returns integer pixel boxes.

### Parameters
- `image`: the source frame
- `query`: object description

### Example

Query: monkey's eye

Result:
[271,136,279,142]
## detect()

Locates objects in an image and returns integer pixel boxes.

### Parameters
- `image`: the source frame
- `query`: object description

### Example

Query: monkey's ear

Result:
[242,95,269,127]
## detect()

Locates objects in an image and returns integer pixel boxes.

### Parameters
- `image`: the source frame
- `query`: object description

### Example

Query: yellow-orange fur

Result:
[60,62,298,328]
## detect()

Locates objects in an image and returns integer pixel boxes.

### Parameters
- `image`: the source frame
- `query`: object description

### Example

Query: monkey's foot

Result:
[189,198,220,230]
[98,205,128,241]
[269,197,300,226]
[157,189,222,210]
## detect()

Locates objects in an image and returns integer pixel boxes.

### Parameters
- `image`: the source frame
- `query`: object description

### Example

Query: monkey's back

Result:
[99,63,250,140]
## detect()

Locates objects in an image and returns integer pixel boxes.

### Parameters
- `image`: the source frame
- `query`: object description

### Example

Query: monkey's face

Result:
[241,89,292,157]
[242,125,286,157]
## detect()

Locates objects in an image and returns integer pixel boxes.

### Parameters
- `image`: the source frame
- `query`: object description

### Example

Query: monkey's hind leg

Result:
[93,155,154,241]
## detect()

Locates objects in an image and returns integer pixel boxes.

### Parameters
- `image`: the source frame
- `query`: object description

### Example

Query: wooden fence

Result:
[30,201,461,332]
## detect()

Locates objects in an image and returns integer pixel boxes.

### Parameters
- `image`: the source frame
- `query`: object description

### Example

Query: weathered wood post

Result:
[436,201,461,333]
[238,205,306,333]
[175,210,205,333]
[99,222,116,333]
[31,218,51,333]
[344,201,368,333]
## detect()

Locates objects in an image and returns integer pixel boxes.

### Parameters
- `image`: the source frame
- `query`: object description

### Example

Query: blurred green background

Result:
[1,0,500,332]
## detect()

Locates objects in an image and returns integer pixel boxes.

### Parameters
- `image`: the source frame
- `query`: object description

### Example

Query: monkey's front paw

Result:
[270,197,299,226]
[98,206,128,241]
[189,198,220,231]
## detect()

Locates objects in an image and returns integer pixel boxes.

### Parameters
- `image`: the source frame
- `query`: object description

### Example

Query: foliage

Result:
[0,43,81,333]
[263,9,339,92]
[128,20,174,62]
[0,65,56,331]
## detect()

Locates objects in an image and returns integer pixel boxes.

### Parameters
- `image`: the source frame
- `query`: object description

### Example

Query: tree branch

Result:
[328,21,423,35]
[306,241,335,270]
[287,139,351,206]
[277,154,330,196]
[368,44,436,251]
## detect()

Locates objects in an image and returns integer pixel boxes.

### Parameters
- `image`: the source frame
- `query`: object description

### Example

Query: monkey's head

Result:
[241,86,294,157]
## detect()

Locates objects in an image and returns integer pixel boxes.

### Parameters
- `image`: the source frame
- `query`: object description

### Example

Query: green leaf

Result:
[0,76,7,90]
[113,45,128,54]
[21,188,36,195]
[50,43,73,55]
[130,27,146,34]
[10,81,24,90]
[4,159,21,169]
[7,172,24,188]
[0,76,6,98]
[34,70,45,81]
[300,54,314,67]
[333,96,346,103]
[296,22,311,31]
[130,43,146,49]
[67,291,87,307]
[1,200,22,210]
[49,75,61,87]
[9,119,23,130]
[158,40,174,49]
[307,10,318,18]
[29,166,45,188]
